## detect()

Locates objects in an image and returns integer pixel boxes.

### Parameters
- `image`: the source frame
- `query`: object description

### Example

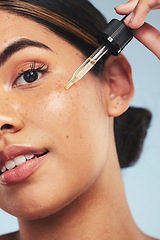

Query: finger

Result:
[115,0,138,15]
[124,0,152,28]
[133,22,160,60]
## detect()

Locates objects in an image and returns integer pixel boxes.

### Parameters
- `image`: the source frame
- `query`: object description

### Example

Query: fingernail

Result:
[124,12,134,25]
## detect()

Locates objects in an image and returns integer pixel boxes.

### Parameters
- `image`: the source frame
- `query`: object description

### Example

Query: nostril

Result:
[0,110,24,133]
[1,124,14,131]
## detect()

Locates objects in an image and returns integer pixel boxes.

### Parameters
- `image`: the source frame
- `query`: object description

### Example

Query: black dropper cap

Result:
[99,16,133,56]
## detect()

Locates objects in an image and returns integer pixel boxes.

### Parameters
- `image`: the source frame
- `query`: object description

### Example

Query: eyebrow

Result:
[0,38,52,67]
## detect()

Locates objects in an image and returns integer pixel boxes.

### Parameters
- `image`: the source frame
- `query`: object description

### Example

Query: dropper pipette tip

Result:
[64,76,79,90]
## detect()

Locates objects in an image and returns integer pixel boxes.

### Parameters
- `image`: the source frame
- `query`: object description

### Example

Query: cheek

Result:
[1,79,110,219]
[21,77,109,182]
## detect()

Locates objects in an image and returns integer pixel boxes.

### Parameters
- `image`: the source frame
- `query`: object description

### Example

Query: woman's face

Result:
[0,11,110,219]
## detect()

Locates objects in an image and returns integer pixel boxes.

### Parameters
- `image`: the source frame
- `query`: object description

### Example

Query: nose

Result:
[0,104,24,134]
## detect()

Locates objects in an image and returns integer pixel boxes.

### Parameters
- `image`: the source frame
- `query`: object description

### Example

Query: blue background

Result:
[0,0,160,238]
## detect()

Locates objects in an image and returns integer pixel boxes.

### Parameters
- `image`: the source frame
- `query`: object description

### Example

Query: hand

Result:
[115,0,160,60]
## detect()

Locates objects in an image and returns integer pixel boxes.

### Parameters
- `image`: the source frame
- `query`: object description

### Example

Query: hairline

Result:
[0,0,99,47]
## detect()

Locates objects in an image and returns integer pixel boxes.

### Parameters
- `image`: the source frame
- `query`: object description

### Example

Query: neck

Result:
[18,133,145,240]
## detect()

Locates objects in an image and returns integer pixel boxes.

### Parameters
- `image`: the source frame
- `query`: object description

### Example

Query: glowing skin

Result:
[0,11,110,218]
[0,10,155,240]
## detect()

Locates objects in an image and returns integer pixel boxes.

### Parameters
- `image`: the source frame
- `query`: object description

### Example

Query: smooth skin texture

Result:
[0,10,137,240]
[0,2,159,240]
[0,10,135,240]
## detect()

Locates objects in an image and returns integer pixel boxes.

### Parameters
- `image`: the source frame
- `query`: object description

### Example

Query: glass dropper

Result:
[64,44,109,90]
[65,15,133,90]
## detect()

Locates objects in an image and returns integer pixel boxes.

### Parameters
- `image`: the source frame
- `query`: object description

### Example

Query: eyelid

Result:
[16,62,47,80]
[12,61,49,87]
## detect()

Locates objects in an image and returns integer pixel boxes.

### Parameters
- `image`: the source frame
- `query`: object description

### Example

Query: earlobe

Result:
[102,54,134,117]
[108,94,129,117]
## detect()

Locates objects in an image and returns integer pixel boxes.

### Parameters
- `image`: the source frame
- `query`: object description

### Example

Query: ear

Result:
[101,54,134,117]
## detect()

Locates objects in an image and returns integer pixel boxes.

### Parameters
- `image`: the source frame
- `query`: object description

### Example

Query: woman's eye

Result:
[15,64,48,86]
[16,70,42,86]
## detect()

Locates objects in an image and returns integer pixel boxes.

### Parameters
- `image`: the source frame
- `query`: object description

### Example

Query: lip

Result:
[0,145,48,185]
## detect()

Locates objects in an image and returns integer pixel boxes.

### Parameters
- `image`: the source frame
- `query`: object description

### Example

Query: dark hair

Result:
[0,0,152,167]
[114,107,152,168]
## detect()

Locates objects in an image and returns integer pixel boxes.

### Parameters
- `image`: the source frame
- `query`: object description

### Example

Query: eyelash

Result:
[14,62,49,87]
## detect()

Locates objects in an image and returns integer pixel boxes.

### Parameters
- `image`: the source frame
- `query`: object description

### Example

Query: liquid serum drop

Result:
[65,15,133,90]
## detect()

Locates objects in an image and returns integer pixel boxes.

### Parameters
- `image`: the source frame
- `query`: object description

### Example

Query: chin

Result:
[1,187,79,220]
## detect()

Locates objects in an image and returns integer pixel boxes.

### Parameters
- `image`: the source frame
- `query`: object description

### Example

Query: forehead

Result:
[0,11,64,52]
[0,11,48,34]
[0,10,85,76]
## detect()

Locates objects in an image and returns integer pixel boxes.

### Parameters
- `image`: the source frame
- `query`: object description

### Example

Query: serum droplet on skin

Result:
[56,81,64,95]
